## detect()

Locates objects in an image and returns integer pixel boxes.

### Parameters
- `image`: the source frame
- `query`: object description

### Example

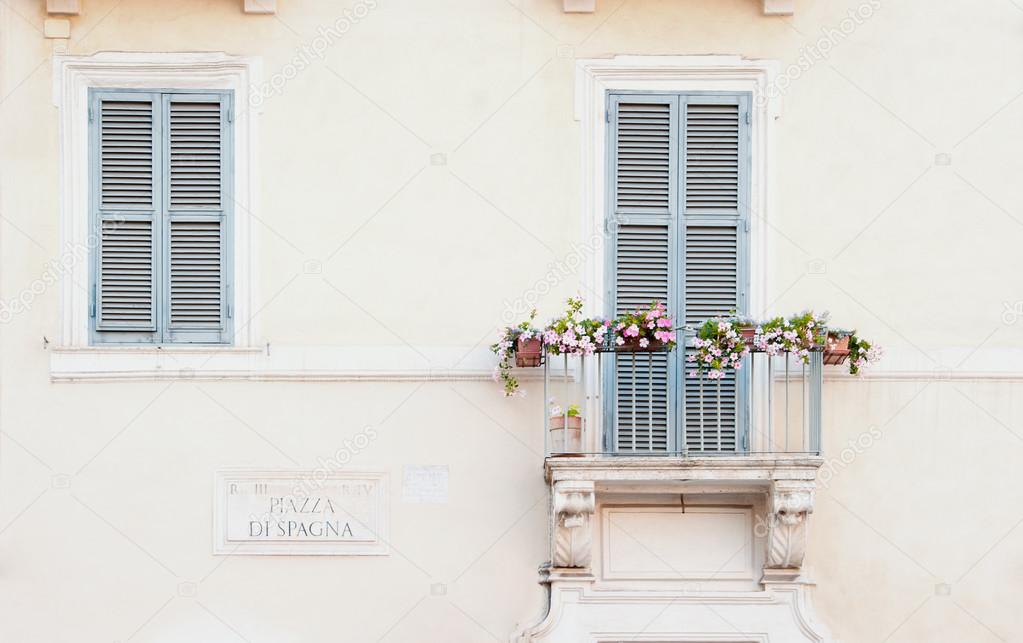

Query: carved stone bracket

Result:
[552,480,595,568]
[765,480,815,576]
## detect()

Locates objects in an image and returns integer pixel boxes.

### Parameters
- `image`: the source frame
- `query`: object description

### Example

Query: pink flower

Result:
[626,324,640,337]
[639,338,649,348]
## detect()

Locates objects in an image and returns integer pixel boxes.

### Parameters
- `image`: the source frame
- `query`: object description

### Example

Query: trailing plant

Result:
[611,300,678,350]
[753,311,828,363]
[543,297,610,356]
[847,333,883,376]
[687,316,750,380]
[490,310,540,397]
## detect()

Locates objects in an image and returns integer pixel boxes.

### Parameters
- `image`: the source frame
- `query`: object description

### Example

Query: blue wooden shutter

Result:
[91,92,161,344]
[607,95,679,453]
[680,95,750,453]
[162,93,231,343]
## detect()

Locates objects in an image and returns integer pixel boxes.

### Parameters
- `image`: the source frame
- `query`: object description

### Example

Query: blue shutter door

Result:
[607,95,679,453]
[680,94,751,454]
[91,91,161,344]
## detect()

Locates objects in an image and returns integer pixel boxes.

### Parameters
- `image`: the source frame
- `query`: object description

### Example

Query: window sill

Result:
[48,345,548,383]
[50,346,263,382]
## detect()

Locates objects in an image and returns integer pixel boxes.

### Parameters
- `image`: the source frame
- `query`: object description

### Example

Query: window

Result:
[605,91,751,454]
[89,89,233,345]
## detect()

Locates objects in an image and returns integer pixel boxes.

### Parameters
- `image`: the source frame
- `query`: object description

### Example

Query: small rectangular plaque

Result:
[214,469,388,555]
[402,465,449,504]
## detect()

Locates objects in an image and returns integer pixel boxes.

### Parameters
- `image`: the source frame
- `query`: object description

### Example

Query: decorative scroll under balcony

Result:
[543,343,823,458]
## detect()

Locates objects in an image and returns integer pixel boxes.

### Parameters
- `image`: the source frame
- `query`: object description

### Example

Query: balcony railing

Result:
[543,342,823,458]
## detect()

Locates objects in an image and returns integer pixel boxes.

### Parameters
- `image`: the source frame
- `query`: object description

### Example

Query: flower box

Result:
[824,334,850,365]
[515,336,542,367]
[618,337,669,352]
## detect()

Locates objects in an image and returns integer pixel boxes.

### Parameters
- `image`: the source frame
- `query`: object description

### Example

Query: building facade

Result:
[1,0,1022,641]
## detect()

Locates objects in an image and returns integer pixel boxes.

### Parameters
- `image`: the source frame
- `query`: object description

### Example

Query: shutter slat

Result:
[615,101,673,213]
[97,218,155,329]
[684,103,741,216]
[100,100,154,208]
[169,101,222,208]
[169,219,223,327]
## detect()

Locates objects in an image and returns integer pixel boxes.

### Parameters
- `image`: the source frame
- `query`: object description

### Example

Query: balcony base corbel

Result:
[552,480,595,569]
[764,479,815,571]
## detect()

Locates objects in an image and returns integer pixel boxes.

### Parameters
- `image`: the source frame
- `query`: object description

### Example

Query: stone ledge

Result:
[545,454,823,487]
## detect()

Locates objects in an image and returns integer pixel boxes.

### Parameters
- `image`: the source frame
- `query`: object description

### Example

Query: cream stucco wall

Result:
[1,0,1022,641]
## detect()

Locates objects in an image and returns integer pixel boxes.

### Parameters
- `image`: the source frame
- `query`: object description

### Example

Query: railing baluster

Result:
[802,361,807,453]
[810,351,822,454]
[767,355,774,452]
[544,347,549,457]
[785,357,790,452]
[717,379,722,453]
[647,352,653,451]
[699,369,705,453]
[630,352,636,452]
[749,353,755,453]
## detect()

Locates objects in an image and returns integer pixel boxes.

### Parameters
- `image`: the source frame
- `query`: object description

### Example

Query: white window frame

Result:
[575,56,780,449]
[52,52,261,374]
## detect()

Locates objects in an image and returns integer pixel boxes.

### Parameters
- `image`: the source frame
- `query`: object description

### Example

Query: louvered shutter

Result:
[90,90,232,345]
[92,93,160,343]
[608,95,678,453]
[680,95,750,453]
[162,94,230,343]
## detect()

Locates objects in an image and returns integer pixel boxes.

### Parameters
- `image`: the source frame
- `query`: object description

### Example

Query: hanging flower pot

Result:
[824,332,851,365]
[490,310,540,397]
[619,336,668,352]
[549,405,583,455]
[514,336,542,367]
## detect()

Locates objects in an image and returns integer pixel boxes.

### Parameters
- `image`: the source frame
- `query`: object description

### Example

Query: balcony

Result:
[539,340,825,581]
[542,342,824,459]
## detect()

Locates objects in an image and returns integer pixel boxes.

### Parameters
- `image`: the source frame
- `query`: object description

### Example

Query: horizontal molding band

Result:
[49,347,1023,383]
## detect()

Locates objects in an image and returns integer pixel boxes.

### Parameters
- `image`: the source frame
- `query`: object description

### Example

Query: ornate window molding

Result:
[51,52,260,375]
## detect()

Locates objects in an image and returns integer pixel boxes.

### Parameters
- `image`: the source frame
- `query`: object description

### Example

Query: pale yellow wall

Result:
[1,0,1022,641]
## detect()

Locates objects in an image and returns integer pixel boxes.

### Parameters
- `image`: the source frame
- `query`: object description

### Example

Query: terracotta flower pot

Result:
[824,334,850,365]
[618,336,666,352]
[515,336,542,367]
[738,326,757,341]
[549,415,582,454]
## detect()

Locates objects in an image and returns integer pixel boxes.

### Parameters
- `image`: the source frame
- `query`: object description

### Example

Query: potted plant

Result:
[514,311,543,367]
[490,310,542,397]
[753,311,827,364]
[733,313,758,341]
[543,297,609,357]
[612,300,677,351]
[824,328,852,365]
[549,403,583,454]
